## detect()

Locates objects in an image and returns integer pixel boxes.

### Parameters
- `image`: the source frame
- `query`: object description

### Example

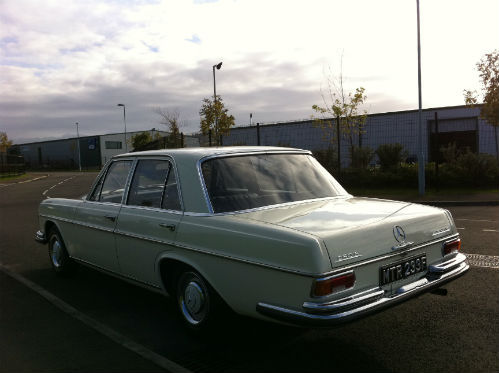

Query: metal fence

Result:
[214,106,499,188]
[0,153,26,177]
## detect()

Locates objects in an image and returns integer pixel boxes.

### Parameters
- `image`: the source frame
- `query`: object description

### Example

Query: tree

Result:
[463,50,499,160]
[154,107,183,148]
[130,131,159,150]
[312,65,368,168]
[199,95,235,145]
[0,132,13,153]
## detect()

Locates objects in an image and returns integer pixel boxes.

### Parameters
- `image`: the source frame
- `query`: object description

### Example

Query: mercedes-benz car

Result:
[35,147,469,330]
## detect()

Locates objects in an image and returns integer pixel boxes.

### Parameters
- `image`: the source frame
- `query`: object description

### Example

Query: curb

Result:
[413,200,499,207]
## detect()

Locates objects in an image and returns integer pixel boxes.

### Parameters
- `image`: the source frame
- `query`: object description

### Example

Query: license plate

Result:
[380,254,427,286]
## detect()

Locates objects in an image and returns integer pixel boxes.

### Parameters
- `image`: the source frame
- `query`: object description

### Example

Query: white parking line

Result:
[0,175,48,187]
[463,253,499,269]
[482,229,499,233]
[455,218,498,223]
[43,176,76,198]
[0,263,193,373]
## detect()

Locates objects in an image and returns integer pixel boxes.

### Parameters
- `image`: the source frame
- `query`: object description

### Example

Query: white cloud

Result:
[0,0,498,142]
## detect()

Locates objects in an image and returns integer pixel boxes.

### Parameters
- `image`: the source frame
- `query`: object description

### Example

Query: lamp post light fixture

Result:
[212,62,222,144]
[117,104,127,152]
[75,122,82,172]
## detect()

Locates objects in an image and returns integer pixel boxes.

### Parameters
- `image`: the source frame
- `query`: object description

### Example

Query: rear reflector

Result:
[312,271,356,297]
[443,238,461,256]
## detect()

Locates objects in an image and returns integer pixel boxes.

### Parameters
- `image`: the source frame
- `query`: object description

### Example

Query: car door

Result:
[71,159,133,273]
[115,157,183,287]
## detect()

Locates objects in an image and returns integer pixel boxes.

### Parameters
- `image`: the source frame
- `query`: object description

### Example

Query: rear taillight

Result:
[443,238,461,256]
[312,271,356,297]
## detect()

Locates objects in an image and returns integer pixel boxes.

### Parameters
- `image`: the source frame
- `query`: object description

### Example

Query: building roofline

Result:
[11,129,168,147]
[229,104,483,131]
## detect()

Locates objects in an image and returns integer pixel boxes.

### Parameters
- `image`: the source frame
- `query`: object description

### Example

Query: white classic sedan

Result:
[36,147,469,330]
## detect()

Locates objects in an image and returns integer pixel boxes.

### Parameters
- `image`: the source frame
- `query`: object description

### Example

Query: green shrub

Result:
[313,147,338,174]
[376,143,408,171]
[451,152,498,186]
[350,146,374,169]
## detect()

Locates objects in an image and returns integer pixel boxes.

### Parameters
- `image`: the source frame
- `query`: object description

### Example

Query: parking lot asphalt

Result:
[1,172,498,373]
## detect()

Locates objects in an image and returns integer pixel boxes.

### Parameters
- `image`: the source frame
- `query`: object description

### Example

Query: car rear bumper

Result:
[256,253,469,326]
[35,230,47,244]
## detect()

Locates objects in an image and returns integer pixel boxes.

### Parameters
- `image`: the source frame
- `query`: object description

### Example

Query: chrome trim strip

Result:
[181,196,351,217]
[257,253,469,325]
[81,201,122,207]
[114,230,177,247]
[321,233,460,277]
[303,288,385,312]
[40,214,115,234]
[172,241,317,277]
[39,214,74,225]
[428,253,467,273]
[119,204,184,215]
[72,257,162,290]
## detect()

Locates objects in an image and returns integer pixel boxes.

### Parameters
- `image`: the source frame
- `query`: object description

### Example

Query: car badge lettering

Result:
[432,227,451,236]
[336,251,362,262]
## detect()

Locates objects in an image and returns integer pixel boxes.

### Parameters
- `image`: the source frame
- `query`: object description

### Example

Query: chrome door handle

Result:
[105,215,116,222]
[159,223,176,232]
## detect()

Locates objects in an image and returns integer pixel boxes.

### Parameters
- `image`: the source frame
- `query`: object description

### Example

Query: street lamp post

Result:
[117,104,127,152]
[416,0,425,195]
[75,122,81,172]
[212,62,222,144]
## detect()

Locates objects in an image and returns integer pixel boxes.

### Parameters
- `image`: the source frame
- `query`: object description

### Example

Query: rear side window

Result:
[127,160,170,208]
[90,161,132,203]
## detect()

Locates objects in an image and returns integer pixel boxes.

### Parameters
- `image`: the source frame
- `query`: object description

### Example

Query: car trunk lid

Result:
[238,197,452,267]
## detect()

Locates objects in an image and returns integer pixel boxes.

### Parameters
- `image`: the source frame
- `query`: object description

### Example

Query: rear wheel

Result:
[48,229,76,276]
[176,270,219,330]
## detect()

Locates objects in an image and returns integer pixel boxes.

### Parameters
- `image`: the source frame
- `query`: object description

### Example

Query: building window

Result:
[105,141,122,149]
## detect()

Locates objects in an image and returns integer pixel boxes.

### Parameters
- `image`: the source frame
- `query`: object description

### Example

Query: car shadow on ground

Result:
[21,265,390,372]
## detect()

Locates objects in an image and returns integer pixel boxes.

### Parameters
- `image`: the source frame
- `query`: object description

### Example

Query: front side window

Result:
[201,153,346,213]
[91,160,132,203]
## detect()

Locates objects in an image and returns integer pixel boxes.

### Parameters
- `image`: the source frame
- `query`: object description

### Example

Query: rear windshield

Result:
[201,153,347,213]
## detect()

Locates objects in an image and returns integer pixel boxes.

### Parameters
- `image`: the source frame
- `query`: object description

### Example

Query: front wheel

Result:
[48,229,76,276]
[176,271,218,330]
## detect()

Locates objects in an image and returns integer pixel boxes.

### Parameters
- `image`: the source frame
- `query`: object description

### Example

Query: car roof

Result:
[112,146,311,214]
[113,146,310,162]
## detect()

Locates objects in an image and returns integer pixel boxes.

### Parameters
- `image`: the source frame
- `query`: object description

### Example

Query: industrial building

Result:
[221,105,498,166]
[10,129,172,169]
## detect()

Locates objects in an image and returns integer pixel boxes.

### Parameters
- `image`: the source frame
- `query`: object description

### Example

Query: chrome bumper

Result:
[257,253,469,326]
[35,230,47,244]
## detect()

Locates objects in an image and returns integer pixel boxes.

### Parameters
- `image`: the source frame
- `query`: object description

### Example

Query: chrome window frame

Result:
[86,158,135,205]
[123,155,184,214]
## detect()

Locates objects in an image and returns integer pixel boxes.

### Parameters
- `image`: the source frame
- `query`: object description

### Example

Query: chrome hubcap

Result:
[51,239,62,268]
[184,281,205,315]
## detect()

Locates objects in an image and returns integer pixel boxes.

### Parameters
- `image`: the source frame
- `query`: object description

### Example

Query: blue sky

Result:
[1,0,498,143]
